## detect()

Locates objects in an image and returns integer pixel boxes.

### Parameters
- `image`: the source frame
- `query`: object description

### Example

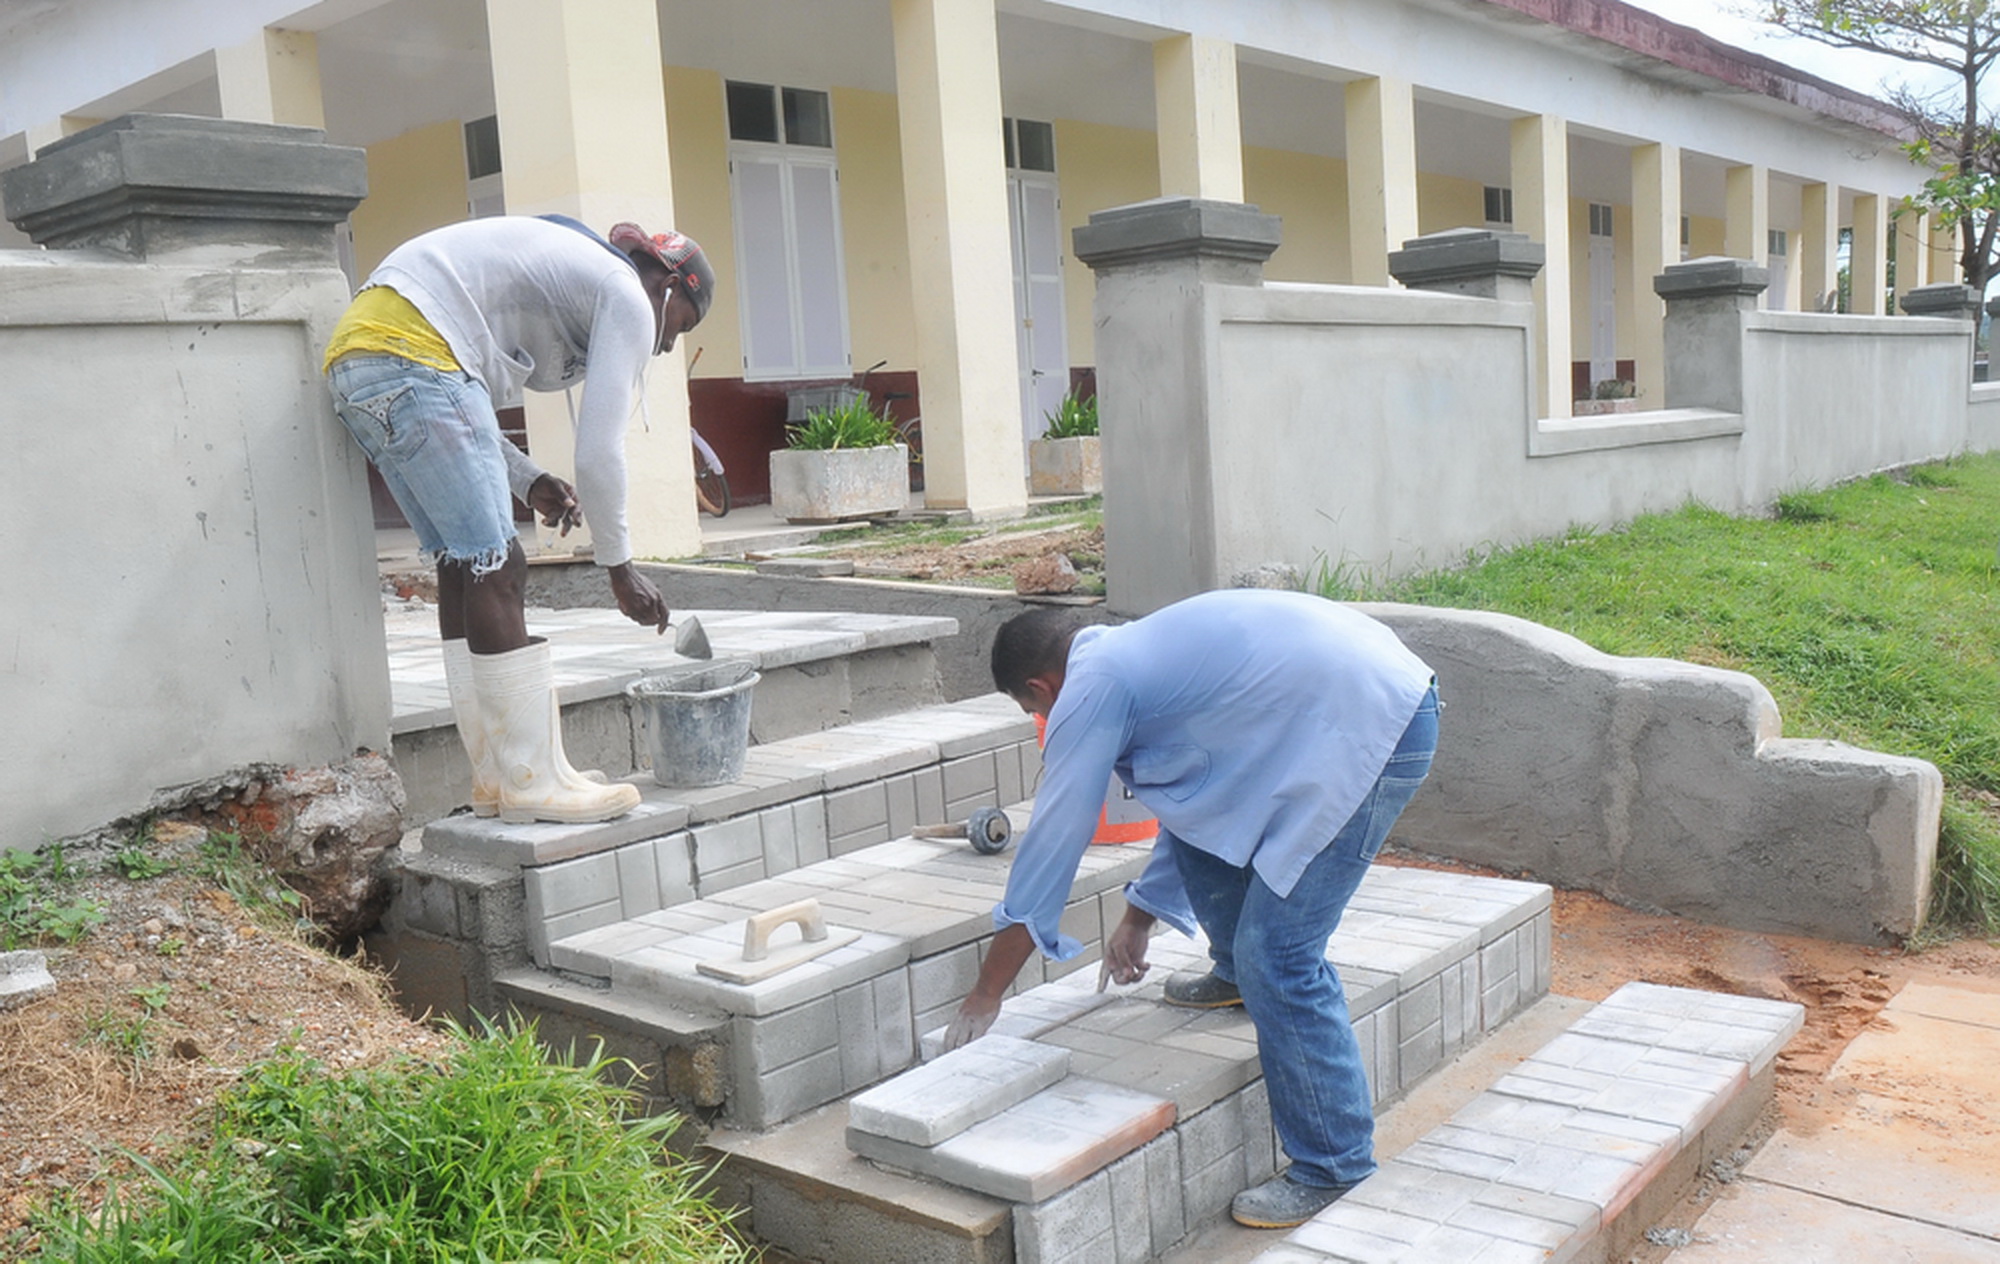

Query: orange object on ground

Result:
[1035,714,1159,845]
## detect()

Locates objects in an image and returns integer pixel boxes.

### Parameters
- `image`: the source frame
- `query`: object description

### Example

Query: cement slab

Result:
[1667,1179,2000,1262]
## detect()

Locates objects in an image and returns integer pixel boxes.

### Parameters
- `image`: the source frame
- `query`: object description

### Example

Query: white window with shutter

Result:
[726,81,851,381]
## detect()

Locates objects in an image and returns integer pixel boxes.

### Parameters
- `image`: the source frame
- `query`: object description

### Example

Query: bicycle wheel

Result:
[694,466,731,518]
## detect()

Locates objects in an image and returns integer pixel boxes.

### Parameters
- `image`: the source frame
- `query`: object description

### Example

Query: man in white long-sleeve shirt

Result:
[323,214,714,824]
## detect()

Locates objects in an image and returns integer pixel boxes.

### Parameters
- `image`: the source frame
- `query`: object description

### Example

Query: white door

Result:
[1009,174,1069,453]
[1587,204,1616,389]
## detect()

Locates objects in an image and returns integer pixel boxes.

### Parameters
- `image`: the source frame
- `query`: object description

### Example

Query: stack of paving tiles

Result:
[1254,981,1804,1264]
[747,865,1557,1263]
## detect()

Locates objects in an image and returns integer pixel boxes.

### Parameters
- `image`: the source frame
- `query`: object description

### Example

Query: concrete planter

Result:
[1572,398,1641,417]
[1028,435,1102,496]
[769,444,909,522]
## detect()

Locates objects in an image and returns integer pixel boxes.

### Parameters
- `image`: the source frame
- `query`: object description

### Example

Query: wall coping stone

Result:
[1389,228,1546,288]
[1072,196,1282,275]
[1654,256,1771,300]
[0,112,366,261]
[1901,282,1981,319]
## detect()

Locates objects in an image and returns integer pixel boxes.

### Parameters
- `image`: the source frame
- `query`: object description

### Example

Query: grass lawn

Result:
[1326,454,2000,936]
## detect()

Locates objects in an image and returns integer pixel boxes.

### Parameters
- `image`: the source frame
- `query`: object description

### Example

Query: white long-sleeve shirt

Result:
[369,216,655,568]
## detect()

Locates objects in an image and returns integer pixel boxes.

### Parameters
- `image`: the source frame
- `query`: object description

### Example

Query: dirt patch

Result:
[793,523,1104,589]
[0,824,445,1258]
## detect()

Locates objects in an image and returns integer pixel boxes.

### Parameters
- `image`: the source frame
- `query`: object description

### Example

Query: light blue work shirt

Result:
[995,590,1435,959]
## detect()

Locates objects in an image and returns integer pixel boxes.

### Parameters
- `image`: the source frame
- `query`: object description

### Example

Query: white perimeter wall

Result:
[0,249,390,846]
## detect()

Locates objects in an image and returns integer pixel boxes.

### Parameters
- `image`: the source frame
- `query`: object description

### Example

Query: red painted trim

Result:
[1474,0,1912,141]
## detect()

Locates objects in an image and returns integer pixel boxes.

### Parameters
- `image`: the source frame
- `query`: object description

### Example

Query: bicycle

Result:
[854,359,924,492]
[692,427,730,517]
[686,345,729,517]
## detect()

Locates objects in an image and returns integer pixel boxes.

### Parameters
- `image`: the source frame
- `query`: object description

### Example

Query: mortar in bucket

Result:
[626,659,760,787]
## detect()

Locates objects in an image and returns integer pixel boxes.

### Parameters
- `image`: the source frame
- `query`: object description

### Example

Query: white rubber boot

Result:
[471,643,640,824]
[444,639,608,817]
[442,639,501,817]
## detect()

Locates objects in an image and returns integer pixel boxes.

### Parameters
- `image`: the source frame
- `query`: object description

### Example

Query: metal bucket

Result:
[626,660,759,788]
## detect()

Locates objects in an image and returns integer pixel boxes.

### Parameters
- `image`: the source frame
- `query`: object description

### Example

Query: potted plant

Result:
[1028,391,1102,496]
[1573,378,1641,417]
[768,393,909,523]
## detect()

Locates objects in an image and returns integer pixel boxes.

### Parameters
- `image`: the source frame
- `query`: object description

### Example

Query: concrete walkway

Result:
[1670,979,2000,1262]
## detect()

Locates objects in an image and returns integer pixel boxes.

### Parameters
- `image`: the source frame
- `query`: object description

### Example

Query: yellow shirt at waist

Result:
[322,285,461,373]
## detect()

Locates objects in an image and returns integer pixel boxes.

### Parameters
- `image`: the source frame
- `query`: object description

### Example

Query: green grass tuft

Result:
[1331,455,2000,935]
[32,1016,750,1262]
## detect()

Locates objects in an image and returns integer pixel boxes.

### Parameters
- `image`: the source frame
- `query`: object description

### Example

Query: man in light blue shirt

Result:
[946,590,1438,1229]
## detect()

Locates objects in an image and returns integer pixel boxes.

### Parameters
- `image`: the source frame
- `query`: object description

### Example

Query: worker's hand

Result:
[607,563,670,635]
[944,991,1001,1051]
[1098,907,1156,991]
[526,474,583,536]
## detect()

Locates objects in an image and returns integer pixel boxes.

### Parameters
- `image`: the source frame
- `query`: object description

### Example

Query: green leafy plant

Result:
[195,828,306,927]
[109,846,171,880]
[1591,379,1637,401]
[130,983,172,1014]
[83,1010,154,1064]
[1041,391,1099,439]
[787,395,898,450]
[1,849,106,950]
[33,1017,751,1262]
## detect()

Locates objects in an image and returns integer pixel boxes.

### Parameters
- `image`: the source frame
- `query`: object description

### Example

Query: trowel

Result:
[671,615,712,659]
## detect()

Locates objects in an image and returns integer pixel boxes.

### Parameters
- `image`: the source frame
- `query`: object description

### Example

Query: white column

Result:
[214,29,325,128]
[892,0,1026,514]
[486,0,699,560]
[1631,142,1679,407]
[1800,182,1838,311]
[1512,113,1571,418]
[1850,192,1887,315]
[1344,75,1419,287]
[1152,33,1243,201]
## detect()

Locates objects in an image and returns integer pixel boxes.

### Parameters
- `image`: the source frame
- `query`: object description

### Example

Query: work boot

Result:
[444,640,608,816]
[442,639,501,817]
[471,642,640,824]
[1163,969,1243,1009]
[1230,1173,1361,1229]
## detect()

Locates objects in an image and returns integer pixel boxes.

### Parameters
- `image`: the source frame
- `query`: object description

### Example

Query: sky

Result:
[1619,0,1965,105]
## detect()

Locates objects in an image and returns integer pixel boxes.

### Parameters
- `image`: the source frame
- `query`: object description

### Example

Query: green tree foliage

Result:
[1760,0,2000,290]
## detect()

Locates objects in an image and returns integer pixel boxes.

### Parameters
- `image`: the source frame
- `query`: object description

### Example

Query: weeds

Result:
[194,829,306,929]
[1332,454,2000,934]
[0,849,105,950]
[32,1017,751,1262]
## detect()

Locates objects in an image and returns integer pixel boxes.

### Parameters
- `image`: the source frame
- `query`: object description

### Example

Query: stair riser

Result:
[394,643,946,826]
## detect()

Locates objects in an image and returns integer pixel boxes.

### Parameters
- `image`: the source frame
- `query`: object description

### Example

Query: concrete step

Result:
[698,864,1554,1263]
[1253,982,1804,1264]
[387,606,961,824]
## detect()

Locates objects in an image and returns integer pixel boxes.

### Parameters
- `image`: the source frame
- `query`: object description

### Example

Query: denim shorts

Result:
[326,353,517,574]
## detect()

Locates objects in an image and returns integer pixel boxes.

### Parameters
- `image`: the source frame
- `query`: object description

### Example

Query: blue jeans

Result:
[1174,684,1439,1188]
[326,353,517,574]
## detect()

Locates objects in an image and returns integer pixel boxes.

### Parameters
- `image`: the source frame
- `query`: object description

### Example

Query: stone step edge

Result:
[1253,981,1805,1264]
[423,690,1037,872]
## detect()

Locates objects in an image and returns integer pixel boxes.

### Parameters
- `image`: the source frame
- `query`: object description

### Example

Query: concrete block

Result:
[1139,1130,1186,1253]
[732,994,839,1075]
[792,798,831,866]
[1177,1095,1247,1181]
[615,841,661,918]
[848,1034,1071,1146]
[914,765,947,824]
[699,858,765,896]
[0,951,56,1010]
[653,833,696,907]
[1240,1079,1277,1185]
[1105,1145,1155,1263]
[422,798,689,868]
[1014,1173,1115,1264]
[693,815,764,877]
[731,1044,848,1129]
[1399,973,1443,1042]
[525,851,621,922]
[848,1077,1177,1203]
[910,942,983,1015]
[943,752,1001,817]
[757,803,799,876]
[885,773,919,838]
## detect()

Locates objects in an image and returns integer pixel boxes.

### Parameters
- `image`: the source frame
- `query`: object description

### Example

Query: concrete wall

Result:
[1370,604,1940,944]
[0,116,387,848]
[1080,201,1992,614]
